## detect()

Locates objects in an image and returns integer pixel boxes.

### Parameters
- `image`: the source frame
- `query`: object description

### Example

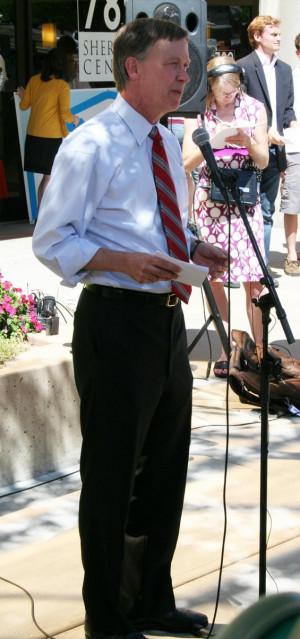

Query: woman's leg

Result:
[37,174,50,208]
[209,281,231,366]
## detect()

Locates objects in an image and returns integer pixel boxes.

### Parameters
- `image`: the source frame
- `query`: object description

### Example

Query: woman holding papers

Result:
[183,55,269,377]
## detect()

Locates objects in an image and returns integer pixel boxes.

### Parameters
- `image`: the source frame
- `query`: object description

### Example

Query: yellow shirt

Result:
[19,74,74,138]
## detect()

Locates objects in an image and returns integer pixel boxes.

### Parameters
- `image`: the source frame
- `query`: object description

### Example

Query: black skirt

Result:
[24,134,62,174]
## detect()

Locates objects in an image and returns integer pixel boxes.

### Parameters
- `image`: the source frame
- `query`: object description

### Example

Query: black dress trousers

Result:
[72,287,193,634]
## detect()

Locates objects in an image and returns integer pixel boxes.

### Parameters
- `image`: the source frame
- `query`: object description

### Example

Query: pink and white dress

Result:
[194,92,266,283]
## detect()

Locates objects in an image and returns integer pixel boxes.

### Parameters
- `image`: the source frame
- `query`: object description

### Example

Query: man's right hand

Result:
[123,252,181,284]
[84,249,181,284]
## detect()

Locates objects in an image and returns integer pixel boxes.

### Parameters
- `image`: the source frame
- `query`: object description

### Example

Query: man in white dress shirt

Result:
[33,18,227,639]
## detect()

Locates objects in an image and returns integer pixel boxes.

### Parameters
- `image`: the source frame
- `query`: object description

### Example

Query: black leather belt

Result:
[85,284,179,307]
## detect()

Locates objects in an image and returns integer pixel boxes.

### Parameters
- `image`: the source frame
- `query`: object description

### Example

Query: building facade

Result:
[1,0,298,224]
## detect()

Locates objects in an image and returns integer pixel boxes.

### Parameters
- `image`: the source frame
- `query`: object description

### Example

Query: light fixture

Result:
[42,23,57,48]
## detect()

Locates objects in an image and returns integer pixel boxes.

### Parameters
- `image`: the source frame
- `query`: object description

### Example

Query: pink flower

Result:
[2,301,15,315]
[27,296,35,309]
[0,272,45,338]
[3,280,12,291]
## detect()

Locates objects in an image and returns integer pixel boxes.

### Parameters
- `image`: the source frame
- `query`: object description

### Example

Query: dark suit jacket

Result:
[237,50,296,171]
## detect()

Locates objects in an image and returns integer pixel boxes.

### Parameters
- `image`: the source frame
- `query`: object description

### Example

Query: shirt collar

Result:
[256,49,277,69]
[112,94,157,145]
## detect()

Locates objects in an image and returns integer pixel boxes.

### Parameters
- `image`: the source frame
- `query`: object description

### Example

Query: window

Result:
[207,5,253,60]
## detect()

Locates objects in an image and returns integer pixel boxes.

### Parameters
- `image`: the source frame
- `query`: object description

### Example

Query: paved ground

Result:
[0,219,300,638]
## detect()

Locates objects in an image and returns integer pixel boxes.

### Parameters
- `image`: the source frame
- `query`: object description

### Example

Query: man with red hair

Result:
[238,16,297,268]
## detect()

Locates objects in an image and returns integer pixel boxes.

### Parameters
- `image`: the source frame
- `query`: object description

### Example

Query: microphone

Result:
[192,128,227,196]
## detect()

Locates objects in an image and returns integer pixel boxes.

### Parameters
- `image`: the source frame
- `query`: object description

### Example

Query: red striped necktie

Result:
[149,126,191,304]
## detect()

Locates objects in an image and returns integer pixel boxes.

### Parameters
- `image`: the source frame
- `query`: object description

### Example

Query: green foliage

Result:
[0,336,28,367]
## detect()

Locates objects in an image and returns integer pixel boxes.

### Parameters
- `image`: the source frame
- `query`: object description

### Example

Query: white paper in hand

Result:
[210,126,239,149]
[210,120,263,149]
[155,251,208,288]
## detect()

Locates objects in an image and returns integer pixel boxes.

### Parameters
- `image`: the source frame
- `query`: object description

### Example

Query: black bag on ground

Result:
[210,169,257,207]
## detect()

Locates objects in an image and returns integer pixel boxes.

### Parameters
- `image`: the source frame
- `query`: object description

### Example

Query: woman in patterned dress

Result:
[183,55,269,377]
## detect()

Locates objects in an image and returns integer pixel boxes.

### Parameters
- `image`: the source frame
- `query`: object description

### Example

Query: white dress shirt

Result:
[293,65,300,120]
[256,49,278,132]
[33,94,190,293]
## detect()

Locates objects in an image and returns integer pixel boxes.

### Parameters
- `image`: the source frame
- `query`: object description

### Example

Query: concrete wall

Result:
[0,331,81,489]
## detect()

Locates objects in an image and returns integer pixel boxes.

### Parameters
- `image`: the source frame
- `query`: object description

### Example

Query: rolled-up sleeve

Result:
[33,127,110,285]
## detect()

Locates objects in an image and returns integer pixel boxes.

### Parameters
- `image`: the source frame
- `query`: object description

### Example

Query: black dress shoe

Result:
[132,607,208,637]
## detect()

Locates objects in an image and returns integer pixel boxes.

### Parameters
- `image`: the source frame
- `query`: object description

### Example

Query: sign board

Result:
[15,89,117,222]
[77,0,125,82]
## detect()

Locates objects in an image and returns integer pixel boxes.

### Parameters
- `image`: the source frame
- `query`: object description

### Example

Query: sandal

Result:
[213,360,228,378]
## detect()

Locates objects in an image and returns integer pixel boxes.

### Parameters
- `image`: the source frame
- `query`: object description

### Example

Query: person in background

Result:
[183,55,268,378]
[279,33,300,276]
[237,16,297,267]
[57,35,91,89]
[16,48,79,210]
[33,18,227,639]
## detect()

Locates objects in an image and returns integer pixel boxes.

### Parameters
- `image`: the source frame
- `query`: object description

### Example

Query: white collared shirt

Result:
[293,65,300,120]
[33,94,190,292]
[256,49,278,131]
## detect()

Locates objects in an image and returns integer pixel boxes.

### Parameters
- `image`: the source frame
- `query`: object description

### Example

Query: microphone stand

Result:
[219,168,295,596]
[187,277,229,359]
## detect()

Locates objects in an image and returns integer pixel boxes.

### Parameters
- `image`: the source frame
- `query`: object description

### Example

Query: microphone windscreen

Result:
[192,128,210,147]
